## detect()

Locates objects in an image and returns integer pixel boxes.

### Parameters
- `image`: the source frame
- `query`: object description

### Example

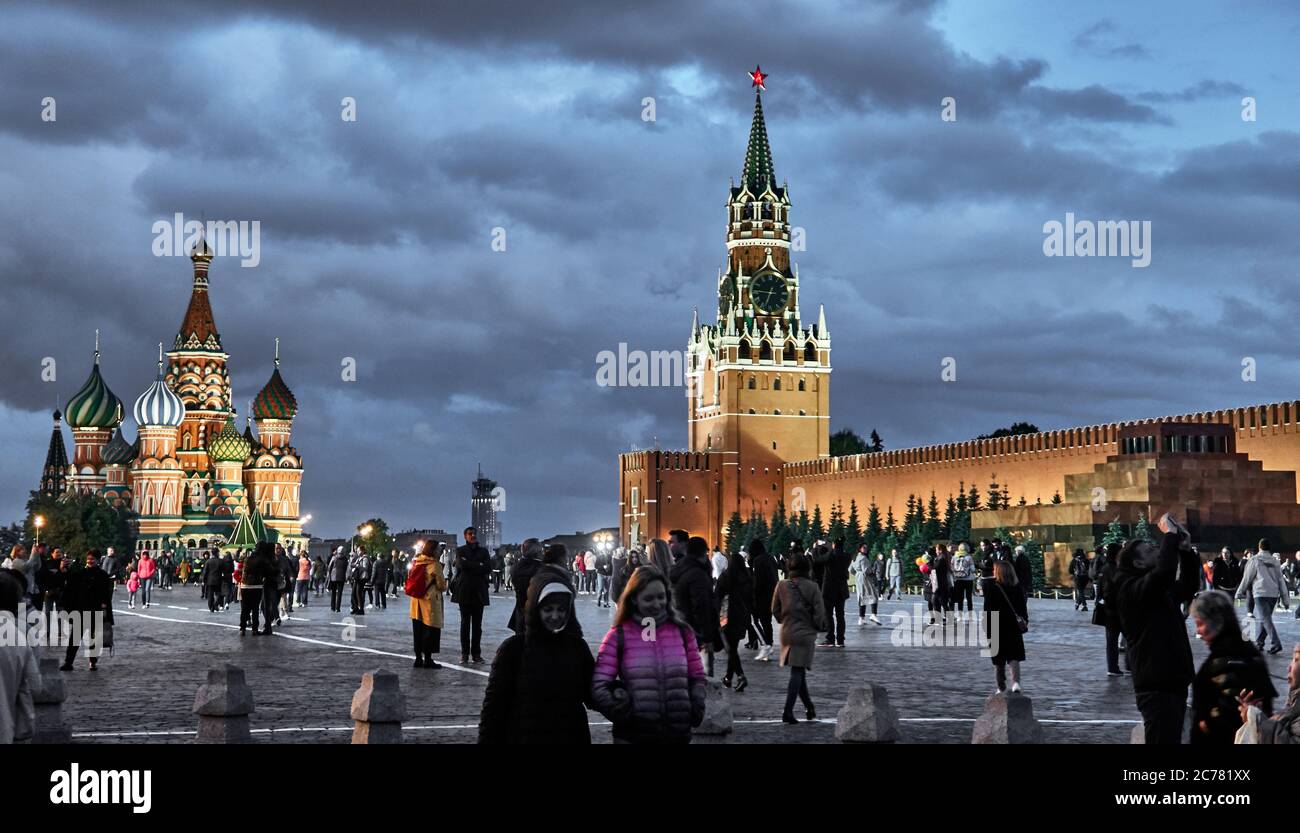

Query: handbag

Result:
[1091,598,1106,626]
[994,582,1029,633]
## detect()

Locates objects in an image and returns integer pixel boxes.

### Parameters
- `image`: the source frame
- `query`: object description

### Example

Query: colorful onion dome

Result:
[252,339,297,420]
[133,346,186,428]
[209,413,251,463]
[101,428,139,465]
[66,337,124,429]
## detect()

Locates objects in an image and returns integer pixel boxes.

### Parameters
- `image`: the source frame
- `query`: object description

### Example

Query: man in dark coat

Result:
[202,553,224,612]
[60,551,114,670]
[349,552,370,616]
[670,535,718,676]
[453,527,492,663]
[748,541,779,661]
[220,552,236,608]
[369,555,390,610]
[507,539,543,633]
[1069,549,1091,611]
[1113,516,1198,744]
[1011,546,1033,596]
[327,547,348,612]
[478,568,595,744]
[819,539,851,647]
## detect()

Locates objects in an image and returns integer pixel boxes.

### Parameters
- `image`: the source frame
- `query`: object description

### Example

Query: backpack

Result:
[405,562,431,598]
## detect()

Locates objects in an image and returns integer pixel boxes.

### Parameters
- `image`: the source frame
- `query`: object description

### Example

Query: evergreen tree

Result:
[923,491,942,542]
[942,495,957,539]
[955,481,968,513]
[1017,495,1027,507]
[846,499,863,553]
[949,505,971,546]
[809,505,826,545]
[828,501,845,545]
[866,499,883,553]
[883,506,898,540]
[1051,490,1062,504]
[904,494,918,532]
[1020,535,1047,593]
[748,511,769,551]
[724,511,745,555]
[1001,484,1011,509]
[1099,518,1125,550]
[986,475,1002,510]
[967,482,982,511]
[769,502,790,559]
[830,428,871,457]
[795,509,810,550]
[869,429,884,452]
[1132,512,1154,544]
[902,525,928,588]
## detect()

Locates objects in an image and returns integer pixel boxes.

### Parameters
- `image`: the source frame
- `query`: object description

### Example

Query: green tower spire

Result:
[742,91,775,192]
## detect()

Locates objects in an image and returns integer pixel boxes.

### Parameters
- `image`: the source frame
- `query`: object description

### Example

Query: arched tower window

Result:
[783,343,795,362]
[760,341,772,361]
[798,379,806,392]
[739,340,751,360]
[804,344,816,362]
[748,376,756,390]
[773,377,781,391]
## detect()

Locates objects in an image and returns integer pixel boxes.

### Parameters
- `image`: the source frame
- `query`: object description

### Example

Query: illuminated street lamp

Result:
[33,515,45,548]
[355,523,373,554]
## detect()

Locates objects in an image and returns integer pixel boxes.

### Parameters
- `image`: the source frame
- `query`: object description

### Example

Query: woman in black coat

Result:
[478,570,595,744]
[984,560,1027,694]
[1189,590,1276,745]
[1091,543,1127,675]
[716,549,754,692]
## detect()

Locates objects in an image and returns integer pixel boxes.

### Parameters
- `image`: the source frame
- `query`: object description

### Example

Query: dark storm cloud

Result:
[1,0,1296,538]
[1138,80,1248,103]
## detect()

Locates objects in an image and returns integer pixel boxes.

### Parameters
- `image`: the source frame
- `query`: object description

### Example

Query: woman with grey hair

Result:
[1189,590,1275,744]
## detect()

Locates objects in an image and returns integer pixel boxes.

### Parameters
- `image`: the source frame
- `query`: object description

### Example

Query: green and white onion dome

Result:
[133,364,186,428]
[209,413,251,462]
[65,361,124,429]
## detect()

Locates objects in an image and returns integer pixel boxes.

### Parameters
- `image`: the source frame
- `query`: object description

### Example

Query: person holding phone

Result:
[1113,513,1197,743]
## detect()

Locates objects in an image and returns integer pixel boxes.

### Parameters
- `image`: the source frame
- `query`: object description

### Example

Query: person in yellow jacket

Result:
[409,540,448,668]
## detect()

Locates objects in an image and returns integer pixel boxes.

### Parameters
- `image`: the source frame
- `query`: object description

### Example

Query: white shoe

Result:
[869,615,882,625]
[857,616,866,626]
[1010,682,1022,694]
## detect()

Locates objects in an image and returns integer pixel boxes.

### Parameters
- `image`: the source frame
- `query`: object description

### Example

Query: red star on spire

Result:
[749,65,767,91]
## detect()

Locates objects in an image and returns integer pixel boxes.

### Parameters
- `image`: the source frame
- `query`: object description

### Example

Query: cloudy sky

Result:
[3,0,1298,540]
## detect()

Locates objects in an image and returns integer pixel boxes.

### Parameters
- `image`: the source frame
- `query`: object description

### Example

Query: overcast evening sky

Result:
[2,1,1298,540]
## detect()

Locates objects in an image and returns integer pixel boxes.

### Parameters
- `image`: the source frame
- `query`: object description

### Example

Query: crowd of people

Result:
[2,514,1297,746]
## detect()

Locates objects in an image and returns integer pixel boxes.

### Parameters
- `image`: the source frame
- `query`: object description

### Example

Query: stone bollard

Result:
[193,664,255,744]
[972,692,1043,744]
[835,684,900,743]
[351,670,405,744]
[691,680,734,739]
[33,656,72,743]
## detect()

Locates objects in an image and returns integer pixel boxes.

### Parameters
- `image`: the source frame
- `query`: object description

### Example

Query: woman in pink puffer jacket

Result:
[591,565,706,744]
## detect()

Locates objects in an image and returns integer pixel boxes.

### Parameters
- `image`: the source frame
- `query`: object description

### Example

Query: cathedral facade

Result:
[617,86,1300,558]
[41,239,305,553]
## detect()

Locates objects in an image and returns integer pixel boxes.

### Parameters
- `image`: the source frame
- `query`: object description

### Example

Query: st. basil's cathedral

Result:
[37,239,306,554]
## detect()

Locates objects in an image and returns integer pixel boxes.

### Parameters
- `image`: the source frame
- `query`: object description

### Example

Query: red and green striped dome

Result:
[253,367,297,420]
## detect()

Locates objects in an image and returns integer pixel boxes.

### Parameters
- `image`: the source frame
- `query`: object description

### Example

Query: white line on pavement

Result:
[166,606,189,610]
[111,608,489,677]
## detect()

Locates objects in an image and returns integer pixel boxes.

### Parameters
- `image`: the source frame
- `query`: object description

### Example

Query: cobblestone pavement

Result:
[46,583,1298,743]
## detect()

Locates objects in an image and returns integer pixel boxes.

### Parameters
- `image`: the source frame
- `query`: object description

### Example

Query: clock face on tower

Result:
[750,272,789,314]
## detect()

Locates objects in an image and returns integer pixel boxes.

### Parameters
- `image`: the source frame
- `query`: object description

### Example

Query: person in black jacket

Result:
[748,539,779,662]
[670,536,719,676]
[1069,549,1091,611]
[478,570,595,744]
[220,552,236,609]
[1113,515,1197,744]
[60,550,114,671]
[1011,546,1033,597]
[819,539,851,647]
[453,527,492,663]
[36,550,67,615]
[348,552,370,616]
[507,539,543,633]
[241,542,277,636]
[1189,590,1276,745]
[716,548,754,691]
[1091,544,1128,675]
[327,547,348,612]
[369,555,390,610]
[527,544,583,638]
[202,552,224,613]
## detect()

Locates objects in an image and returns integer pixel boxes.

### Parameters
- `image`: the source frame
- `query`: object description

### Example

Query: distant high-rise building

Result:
[471,464,501,553]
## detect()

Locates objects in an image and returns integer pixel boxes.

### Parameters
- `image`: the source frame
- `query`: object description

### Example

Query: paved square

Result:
[47,583,1298,743]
